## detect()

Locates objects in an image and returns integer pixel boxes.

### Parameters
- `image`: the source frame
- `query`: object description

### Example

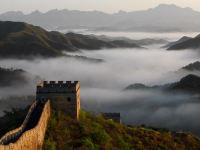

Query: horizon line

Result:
[0,3,198,15]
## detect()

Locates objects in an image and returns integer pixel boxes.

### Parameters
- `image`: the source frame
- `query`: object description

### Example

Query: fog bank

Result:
[0,32,200,135]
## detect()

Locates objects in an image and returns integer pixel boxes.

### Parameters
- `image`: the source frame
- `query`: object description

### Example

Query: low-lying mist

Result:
[81,88,200,134]
[1,48,199,88]
[0,37,200,134]
[70,30,199,42]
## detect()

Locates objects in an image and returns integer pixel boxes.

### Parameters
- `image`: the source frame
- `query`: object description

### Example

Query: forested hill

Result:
[0,21,141,59]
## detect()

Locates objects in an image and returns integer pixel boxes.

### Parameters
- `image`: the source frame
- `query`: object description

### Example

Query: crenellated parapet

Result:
[37,81,80,93]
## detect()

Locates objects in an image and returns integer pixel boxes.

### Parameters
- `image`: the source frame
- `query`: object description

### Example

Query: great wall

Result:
[0,81,81,150]
[0,81,120,150]
[0,100,50,150]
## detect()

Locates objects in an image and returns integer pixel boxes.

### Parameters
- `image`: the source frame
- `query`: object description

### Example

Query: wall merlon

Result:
[58,81,63,84]
[43,81,48,85]
[66,81,72,84]
[38,81,79,87]
[37,81,80,93]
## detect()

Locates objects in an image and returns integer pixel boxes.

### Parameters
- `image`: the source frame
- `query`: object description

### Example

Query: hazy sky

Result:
[0,0,200,14]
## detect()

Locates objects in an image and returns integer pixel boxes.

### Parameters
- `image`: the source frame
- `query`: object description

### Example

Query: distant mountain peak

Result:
[30,10,42,15]
[151,4,180,10]
[1,11,24,16]
[118,10,127,14]
[157,4,178,8]
[167,33,200,50]
[182,61,200,71]
[0,4,200,32]
[47,9,59,13]
[180,36,191,40]
[45,9,70,15]
[195,34,200,38]
[151,4,194,12]
[125,83,150,90]
[184,7,194,11]
[125,74,200,93]
[178,74,200,85]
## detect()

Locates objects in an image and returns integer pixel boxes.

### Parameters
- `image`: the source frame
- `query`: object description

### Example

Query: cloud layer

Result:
[0,32,200,135]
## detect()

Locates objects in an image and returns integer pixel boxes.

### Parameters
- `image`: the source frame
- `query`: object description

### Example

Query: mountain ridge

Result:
[0,21,142,59]
[0,66,40,87]
[2,4,199,17]
[163,36,192,48]
[181,61,200,71]
[1,4,200,32]
[125,74,200,93]
[168,34,200,50]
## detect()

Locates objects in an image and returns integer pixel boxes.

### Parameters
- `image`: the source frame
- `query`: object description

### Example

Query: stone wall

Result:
[0,101,37,145]
[0,101,51,150]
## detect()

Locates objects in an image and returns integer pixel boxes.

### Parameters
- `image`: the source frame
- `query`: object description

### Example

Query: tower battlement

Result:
[37,81,80,93]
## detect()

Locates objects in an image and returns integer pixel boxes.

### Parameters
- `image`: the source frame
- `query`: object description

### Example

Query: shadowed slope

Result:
[0,21,142,59]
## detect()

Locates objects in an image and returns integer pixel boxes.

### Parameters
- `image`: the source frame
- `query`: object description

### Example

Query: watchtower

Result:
[36,81,80,120]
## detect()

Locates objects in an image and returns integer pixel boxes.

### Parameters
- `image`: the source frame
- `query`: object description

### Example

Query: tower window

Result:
[67,97,71,102]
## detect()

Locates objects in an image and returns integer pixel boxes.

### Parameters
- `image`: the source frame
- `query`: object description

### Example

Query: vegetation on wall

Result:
[43,111,200,150]
[0,96,34,138]
[0,107,28,138]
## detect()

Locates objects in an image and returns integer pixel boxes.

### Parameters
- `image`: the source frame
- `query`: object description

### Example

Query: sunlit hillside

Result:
[44,111,200,150]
